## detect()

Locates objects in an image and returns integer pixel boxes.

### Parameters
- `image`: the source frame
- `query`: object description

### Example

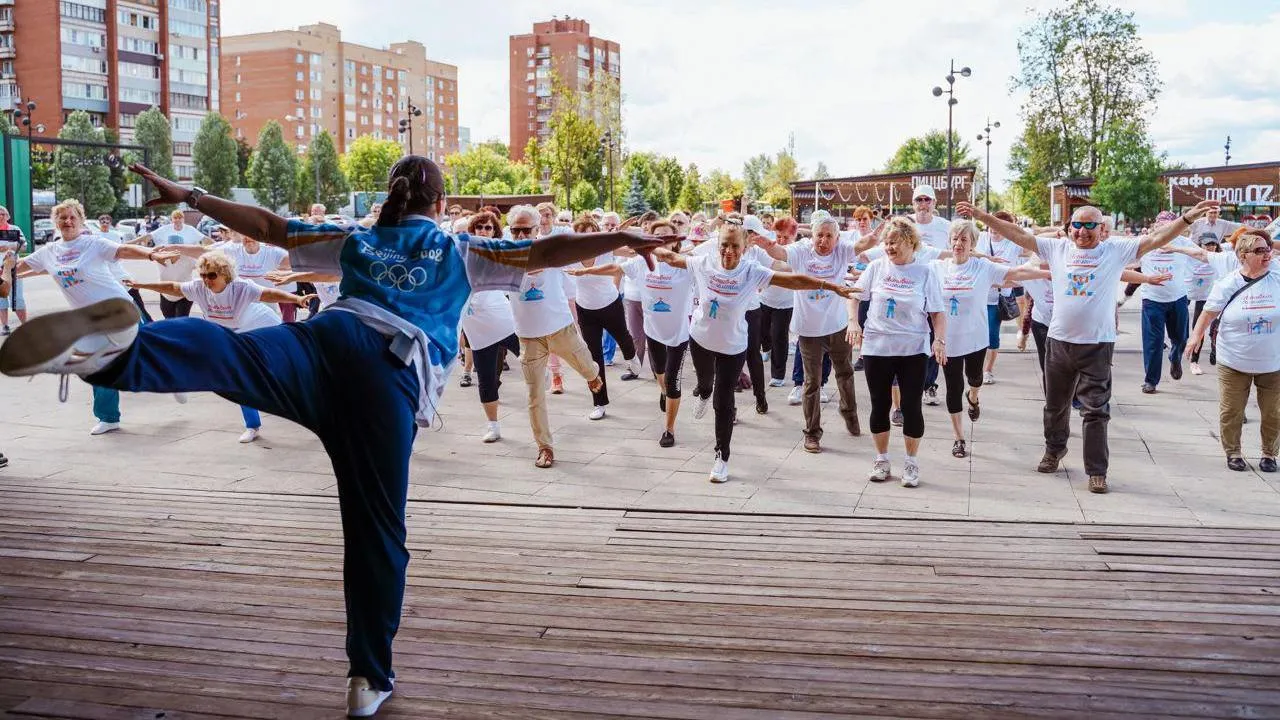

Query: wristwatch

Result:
[186,186,207,209]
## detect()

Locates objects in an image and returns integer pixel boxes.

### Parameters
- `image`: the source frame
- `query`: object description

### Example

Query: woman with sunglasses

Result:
[0,158,663,717]
[655,223,855,483]
[457,211,520,443]
[125,250,314,443]
[1188,229,1280,473]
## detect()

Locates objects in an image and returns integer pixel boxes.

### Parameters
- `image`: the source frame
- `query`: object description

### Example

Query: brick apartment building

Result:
[222,23,458,162]
[4,0,221,181]
[508,17,619,161]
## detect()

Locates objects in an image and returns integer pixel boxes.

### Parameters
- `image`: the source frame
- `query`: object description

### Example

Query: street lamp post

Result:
[397,97,423,156]
[285,114,320,204]
[11,99,42,249]
[976,117,1000,211]
[932,59,971,218]
[1224,135,1232,166]
[598,130,616,211]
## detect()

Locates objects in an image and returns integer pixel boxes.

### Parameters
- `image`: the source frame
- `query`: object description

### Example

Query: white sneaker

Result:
[787,387,803,405]
[238,427,259,444]
[346,676,393,718]
[174,392,189,404]
[768,378,786,387]
[89,421,120,436]
[1116,296,1128,308]
[0,298,139,378]
[709,454,729,483]
[924,386,939,406]
[694,395,710,419]
[902,461,920,488]
[820,386,831,404]
[869,459,890,482]
[482,422,501,443]
[588,406,607,421]
[761,350,771,364]
[1190,362,1203,376]
[983,371,996,385]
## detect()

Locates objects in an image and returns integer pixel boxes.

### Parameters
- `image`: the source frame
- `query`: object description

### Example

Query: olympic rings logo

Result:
[369,261,430,291]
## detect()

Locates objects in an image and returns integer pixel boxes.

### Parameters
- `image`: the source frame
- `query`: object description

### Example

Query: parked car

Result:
[114,219,144,243]
[325,214,357,228]
[32,219,55,246]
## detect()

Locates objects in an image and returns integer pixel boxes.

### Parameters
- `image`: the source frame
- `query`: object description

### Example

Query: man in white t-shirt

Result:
[959,199,1220,494]
[136,209,209,319]
[911,185,952,252]
[1187,206,1242,248]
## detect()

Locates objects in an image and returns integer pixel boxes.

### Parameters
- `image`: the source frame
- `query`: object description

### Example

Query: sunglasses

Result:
[472,225,495,232]
[509,226,534,236]
[200,272,220,280]
[1070,221,1100,230]
[914,197,933,202]
[1245,247,1273,256]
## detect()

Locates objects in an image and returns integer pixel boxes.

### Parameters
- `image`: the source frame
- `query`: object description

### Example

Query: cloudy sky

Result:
[223,0,1280,189]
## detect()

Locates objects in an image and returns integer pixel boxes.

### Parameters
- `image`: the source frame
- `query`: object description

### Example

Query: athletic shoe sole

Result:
[0,298,139,377]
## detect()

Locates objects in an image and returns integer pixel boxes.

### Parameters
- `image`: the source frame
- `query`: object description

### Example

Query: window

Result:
[296,71,304,82]
[172,45,202,62]
[119,113,137,128]
[118,87,160,105]
[60,2,106,23]
[346,127,355,139]
[295,106,304,117]
[170,68,208,86]
[344,110,355,122]
[296,125,305,139]
[62,82,109,101]
[236,56,241,67]
[234,73,240,84]
[311,106,321,118]
[169,19,207,38]
[310,88,321,100]
[60,27,106,48]
[295,89,304,100]
[118,36,160,55]
[170,92,208,111]
[310,70,322,83]
[171,116,202,133]
[360,82,367,93]
[61,54,108,75]
[234,91,240,102]
[169,0,206,11]
[360,65,367,75]
[117,9,159,29]
[118,62,160,80]
[172,142,193,156]
[397,70,406,82]
[608,51,619,67]
[311,53,321,66]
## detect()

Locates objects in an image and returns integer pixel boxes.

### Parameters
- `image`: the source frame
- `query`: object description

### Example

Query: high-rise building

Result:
[222,23,459,161]
[5,0,221,181]
[508,18,619,162]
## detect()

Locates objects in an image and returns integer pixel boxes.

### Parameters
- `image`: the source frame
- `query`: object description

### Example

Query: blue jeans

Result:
[602,330,617,365]
[87,313,419,692]
[1141,297,1189,387]
[792,346,831,386]
[241,405,261,429]
[92,385,120,423]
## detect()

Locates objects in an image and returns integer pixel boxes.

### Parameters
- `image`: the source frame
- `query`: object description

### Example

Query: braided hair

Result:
[376,155,446,228]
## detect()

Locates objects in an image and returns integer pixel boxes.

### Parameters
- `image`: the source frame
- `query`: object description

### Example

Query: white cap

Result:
[742,215,776,241]
[912,185,937,201]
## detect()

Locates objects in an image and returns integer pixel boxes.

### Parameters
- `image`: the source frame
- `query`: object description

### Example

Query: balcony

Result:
[0,20,13,32]
[0,46,13,60]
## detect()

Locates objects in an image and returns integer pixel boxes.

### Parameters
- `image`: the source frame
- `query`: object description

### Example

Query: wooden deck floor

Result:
[2,476,1279,719]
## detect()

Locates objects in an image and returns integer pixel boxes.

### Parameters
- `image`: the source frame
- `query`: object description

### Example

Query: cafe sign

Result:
[1163,163,1280,207]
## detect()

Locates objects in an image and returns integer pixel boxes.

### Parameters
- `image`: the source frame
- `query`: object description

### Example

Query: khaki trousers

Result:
[520,323,599,450]
[1218,364,1280,458]
[799,330,859,439]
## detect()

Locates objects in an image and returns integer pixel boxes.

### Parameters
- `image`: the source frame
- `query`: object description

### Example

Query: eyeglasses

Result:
[510,226,534,237]
[1070,221,1100,230]
[723,217,743,226]
[914,197,933,203]
[200,272,220,280]
[1245,247,1273,256]
[472,225,495,232]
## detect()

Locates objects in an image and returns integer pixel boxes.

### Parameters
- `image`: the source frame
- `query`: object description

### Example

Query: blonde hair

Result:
[198,250,237,282]
[1234,229,1273,258]
[882,216,921,252]
[535,201,558,215]
[51,199,86,224]
[170,209,185,220]
[949,220,980,247]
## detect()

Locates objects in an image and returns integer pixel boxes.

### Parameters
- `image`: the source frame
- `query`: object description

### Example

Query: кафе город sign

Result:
[1162,162,1280,209]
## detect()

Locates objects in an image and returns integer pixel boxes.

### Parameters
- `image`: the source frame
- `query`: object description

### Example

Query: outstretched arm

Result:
[751,234,789,262]
[1121,269,1172,285]
[1138,200,1219,258]
[114,244,163,262]
[266,270,340,285]
[768,272,856,297]
[258,287,315,306]
[124,279,184,296]
[956,202,1038,252]
[1004,266,1051,282]
[525,230,663,271]
[652,247,687,269]
[131,164,288,248]
[567,263,623,278]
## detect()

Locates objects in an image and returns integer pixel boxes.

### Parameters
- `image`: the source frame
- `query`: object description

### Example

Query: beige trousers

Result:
[1218,364,1280,458]
[521,323,599,449]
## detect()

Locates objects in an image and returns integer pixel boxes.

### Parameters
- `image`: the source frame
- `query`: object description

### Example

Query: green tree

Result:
[1013,0,1160,178]
[296,130,349,212]
[444,143,537,196]
[543,77,601,211]
[1007,119,1073,225]
[813,161,831,180]
[677,164,704,213]
[656,156,684,212]
[131,107,173,180]
[235,138,254,186]
[571,180,599,211]
[623,167,649,217]
[701,169,743,203]
[54,111,115,216]
[742,154,773,201]
[1090,121,1165,223]
[0,113,13,136]
[762,150,802,210]
[103,128,129,215]
[248,121,297,211]
[881,130,978,173]
[340,135,402,192]
[192,112,239,198]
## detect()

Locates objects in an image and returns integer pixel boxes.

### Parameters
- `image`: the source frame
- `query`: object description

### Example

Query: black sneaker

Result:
[756,398,768,415]
[459,373,473,388]
[1209,347,1217,366]
[853,357,864,371]
[0,453,8,469]
[1141,383,1156,394]
[1227,456,1248,472]
[1170,362,1183,380]
[1261,457,1278,473]
[659,431,675,448]
[891,408,904,426]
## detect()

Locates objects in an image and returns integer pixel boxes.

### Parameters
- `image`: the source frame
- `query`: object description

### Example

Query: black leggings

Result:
[296,281,321,317]
[1031,320,1050,382]
[577,297,636,406]
[472,334,520,404]
[690,338,747,461]
[127,287,154,323]
[863,353,927,438]
[160,296,193,319]
[743,307,766,401]
[759,304,793,380]
[1189,299,1218,363]
[646,336,688,399]
[943,348,986,414]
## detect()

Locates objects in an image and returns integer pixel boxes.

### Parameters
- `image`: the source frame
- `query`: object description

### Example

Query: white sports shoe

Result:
[869,459,891,482]
[174,392,189,404]
[693,395,710,419]
[820,386,831,404]
[709,454,729,483]
[238,427,259,444]
[787,387,803,405]
[983,371,996,385]
[588,406,607,421]
[89,421,120,436]
[768,378,786,387]
[0,298,139,378]
[1190,362,1203,376]
[482,422,501,443]
[346,676,393,718]
[902,461,921,488]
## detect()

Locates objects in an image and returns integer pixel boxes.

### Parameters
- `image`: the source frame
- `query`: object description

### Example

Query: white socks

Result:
[876,453,889,462]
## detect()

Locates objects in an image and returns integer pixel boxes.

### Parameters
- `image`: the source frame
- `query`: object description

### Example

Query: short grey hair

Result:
[506,205,538,226]
[813,216,841,236]
[601,211,621,225]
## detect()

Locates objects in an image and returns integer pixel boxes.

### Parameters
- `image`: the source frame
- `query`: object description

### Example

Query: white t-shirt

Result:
[854,257,943,357]
[1188,218,1242,248]
[461,289,516,350]
[931,257,1011,357]
[1035,237,1140,344]
[620,256,695,347]
[315,281,341,308]
[1021,275,1054,327]
[180,278,279,332]
[691,239,773,311]
[686,254,774,355]
[95,229,130,282]
[1139,239,1193,303]
[759,243,797,309]
[1205,271,1280,374]
[977,232,1026,303]
[863,244,943,264]
[1186,255,1219,302]
[511,267,574,338]
[151,223,205,299]
[786,241,858,337]
[573,252,621,310]
[222,242,293,291]
[914,215,952,251]
[24,232,130,308]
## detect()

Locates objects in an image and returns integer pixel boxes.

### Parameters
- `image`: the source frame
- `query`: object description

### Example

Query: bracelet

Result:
[1180,214,1192,226]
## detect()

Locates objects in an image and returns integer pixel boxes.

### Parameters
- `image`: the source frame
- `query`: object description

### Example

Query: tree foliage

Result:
[1090,120,1165,223]
[571,180,599,211]
[623,167,649,217]
[54,111,116,216]
[813,162,831,180]
[247,121,297,211]
[131,108,173,180]
[103,128,129,214]
[677,164,704,213]
[1012,0,1161,178]
[881,130,979,173]
[701,169,743,203]
[541,77,602,211]
[340,135,401,192]
[235,138,253,186]
[192,112,239,198]
[296,130,349,212]
[444,143,538,196]
[1007,119,1072,225]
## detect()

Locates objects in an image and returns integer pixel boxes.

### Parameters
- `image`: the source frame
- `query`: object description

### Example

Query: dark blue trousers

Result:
[87,312,418,692]
[791,347,831,386]
[1141,296,1189,387]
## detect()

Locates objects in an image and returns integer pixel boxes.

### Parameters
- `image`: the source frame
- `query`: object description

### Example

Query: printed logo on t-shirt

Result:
[1066,272,1096,297]
[885,298,897,318]
[521,286,545,302]
[708,298,721,318]
[1242,290,1276,312]
[949,297,960,316]
[1247,316,1274,335]
[652,298,672,313]
[55,268,84,289]
[708,273,745,297]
